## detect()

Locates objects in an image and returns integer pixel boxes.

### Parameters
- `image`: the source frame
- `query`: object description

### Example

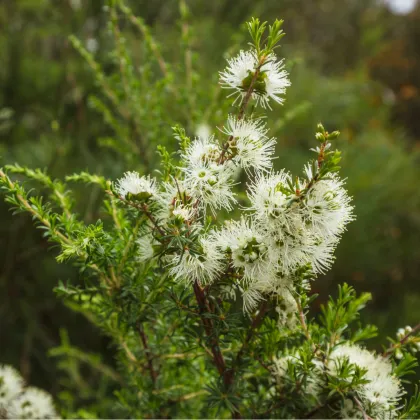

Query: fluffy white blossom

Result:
[168,237,224,285]
[247,169,352,277]
[266,229,314,276]
[247,170,296,228]
[309,238,337,274]
[155,181,192,223]
[182,160,237,214]
[115,172,158,200]
[221,116,276,172]
[329,344,404,419]
[219,49,290,109]
[0,365,24,408]
[212,218,269,281]
[302,172,354,240]
[241,284,264,313]
[181,136,221,167]
[172,206,194,222]
[6,387,58,419]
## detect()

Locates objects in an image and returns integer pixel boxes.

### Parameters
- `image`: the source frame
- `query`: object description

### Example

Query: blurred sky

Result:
[384,0,418,13]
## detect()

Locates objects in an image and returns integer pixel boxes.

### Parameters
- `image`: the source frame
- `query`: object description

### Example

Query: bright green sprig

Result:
[247,17,285,58]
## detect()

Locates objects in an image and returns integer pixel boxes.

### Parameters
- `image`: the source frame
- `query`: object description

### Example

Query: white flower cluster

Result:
[329,344,404,419]
[115,40,353,322]
[271,343,404,419]
[0,365,58,419]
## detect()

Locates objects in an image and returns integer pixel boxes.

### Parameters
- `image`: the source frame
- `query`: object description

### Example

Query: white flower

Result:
[219,49,290,109]
[241,284,264,313]
[221,116,276,172]
[115,172,158,200]
[156,180,196,223]
[181,136,221,167]
[219,50,256,101]
[247,170,295,228]
[266,228,314,276]
[211,218,268,281]
[309,238,337,274]
[168,237,224,285]
[172,206,193,222]
[183,160,237,214]
[302,172,354,240]
[6,387,59,419]
[223,115,269,141]
[0,365,24,408]
[260,55,291,108]
[329,344,404,419]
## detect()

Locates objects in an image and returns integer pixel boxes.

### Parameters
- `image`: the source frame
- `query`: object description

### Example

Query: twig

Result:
[108,191,166,237]
[353,396,373,420]
[383,323,420,357]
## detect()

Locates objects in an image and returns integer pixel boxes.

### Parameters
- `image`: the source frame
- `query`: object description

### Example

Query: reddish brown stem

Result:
[193,281,227,376]
[137,322,158,387]
[192,281,241,418]
[229,301,269,380]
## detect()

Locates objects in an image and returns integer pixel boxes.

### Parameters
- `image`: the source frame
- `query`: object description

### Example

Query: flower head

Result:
[183,160,237,214]
[0,365,24,408]
[219,50,290,109]
[247,170,295,226]
[6,387,59,419]
[156,181,194,223]
[329,343,404,419]
[115,172,158,201]
[168,236,224,285]
[181,136,221,167]
[222,116,276,173]
[211,218,268,281]
[302,172,354,240]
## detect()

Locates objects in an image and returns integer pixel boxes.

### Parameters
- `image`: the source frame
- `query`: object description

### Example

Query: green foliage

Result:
[1,0,420,418]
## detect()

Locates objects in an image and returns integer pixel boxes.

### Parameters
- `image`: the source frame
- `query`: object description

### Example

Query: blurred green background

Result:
[1,0,419,409]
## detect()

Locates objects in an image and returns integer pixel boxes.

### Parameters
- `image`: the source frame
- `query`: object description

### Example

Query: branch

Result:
[227,300,269,385]
[192,281,227,377]
[192,281,241,418]
[109,191,166,237]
